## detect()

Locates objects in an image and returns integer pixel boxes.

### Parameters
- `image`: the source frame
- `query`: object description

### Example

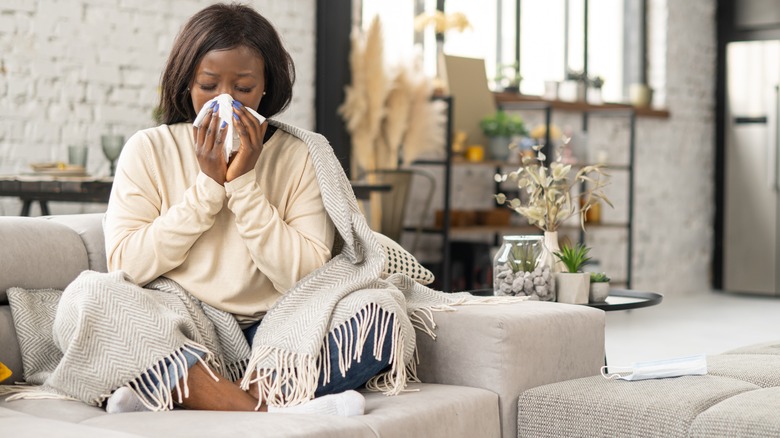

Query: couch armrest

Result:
[414,301,605,438]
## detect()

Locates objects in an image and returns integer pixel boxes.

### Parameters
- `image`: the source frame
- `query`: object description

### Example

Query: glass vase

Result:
[493,235,555,301]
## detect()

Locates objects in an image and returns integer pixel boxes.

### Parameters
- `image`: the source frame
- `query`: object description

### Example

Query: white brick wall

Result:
[0,0,315,215]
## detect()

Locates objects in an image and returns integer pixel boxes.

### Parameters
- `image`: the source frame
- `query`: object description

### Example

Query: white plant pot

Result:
[555,272,590,304]
[589,282,610,303]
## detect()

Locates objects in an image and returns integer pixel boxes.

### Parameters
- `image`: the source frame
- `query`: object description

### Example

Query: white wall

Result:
[0,0,315,215]
[632,0,716,294]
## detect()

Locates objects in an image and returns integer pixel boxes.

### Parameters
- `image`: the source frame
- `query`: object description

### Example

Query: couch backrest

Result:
[0,213,106,304]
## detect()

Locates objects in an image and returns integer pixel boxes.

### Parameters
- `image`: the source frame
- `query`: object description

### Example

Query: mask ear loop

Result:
[600,365,633,380]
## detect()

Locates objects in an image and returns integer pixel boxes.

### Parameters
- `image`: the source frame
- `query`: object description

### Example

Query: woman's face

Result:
[190,45,266,113]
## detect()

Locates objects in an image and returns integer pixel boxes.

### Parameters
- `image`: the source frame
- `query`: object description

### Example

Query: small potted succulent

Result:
[553,243,591,304]
[589,272,611,303]
[480,110,527,160]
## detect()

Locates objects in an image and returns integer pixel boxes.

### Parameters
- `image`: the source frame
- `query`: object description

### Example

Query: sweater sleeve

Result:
[224,153,335,294]
[104,131,226,285]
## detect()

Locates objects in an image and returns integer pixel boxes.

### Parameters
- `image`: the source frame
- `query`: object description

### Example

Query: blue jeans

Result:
[243,311,394,397]
[146,311,394,398]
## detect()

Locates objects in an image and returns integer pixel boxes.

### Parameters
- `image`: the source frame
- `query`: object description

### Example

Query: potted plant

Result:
[589,272,610,302]
[493,62,523,93]
[494,144,612,275]
[480,110,527,160]
[553,243,592,304]
[587,75,605,105]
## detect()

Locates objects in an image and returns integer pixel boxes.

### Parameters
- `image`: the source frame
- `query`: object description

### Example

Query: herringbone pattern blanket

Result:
[5,121,514,410]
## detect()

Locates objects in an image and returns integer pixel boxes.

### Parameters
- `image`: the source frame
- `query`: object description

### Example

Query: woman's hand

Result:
[193,102,229,185]
[226,100,267,182]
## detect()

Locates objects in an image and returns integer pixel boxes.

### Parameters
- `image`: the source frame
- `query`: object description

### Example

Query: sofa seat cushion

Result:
[2,383,498,438]
[725,340,780,355]
[690,387,780,437]
[355,382,499,438]
[0,406,136,438]
[517,375,759,438]
[707,354,780,388]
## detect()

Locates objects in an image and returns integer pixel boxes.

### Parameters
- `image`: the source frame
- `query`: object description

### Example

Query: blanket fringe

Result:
[122,342,217,411]
[243,303,413,407]
[0,384,78,402]
[241,346,319,409]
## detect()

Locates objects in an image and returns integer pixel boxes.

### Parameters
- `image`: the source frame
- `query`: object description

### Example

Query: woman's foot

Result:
[105,387,150,414]
[267,390,365,416]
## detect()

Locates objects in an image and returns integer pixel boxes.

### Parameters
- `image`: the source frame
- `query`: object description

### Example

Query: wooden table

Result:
[0,175,392,216]
[0,176,113,216]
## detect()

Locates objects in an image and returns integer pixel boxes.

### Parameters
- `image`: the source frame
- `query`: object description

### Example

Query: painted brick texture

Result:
[0,0,315,214]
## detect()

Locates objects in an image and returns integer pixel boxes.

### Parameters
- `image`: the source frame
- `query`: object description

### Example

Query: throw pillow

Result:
[6,288,64,385]
[373,232,435,285]
[0,361,11,382]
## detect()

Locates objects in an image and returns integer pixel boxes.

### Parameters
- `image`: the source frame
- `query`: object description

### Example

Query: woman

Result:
[72,3,393,415]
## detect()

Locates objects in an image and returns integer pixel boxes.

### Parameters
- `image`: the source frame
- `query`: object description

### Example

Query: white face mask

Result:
[600,354,708,381]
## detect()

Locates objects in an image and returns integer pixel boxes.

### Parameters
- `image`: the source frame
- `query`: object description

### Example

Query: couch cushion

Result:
[0,406,138,437]
[46,214,107,274]
[724,340,780,355]
[0,395,109,424]
[6,288,64,384]
[374,232,434,285]
[707,354,780,388]
[354,382,499,438]
[0,216,88,304]
[517,375,759,438]
[690,387,780,437]
[2,383,497,438]
[415,301,605,438]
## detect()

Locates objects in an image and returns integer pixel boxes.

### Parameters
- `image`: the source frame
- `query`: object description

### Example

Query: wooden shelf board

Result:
[494,92,670,119]
[449,157,631,171]
[422,223,630,237]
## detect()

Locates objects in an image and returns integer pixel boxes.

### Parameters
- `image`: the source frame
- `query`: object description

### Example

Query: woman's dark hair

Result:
[158,3,295,124]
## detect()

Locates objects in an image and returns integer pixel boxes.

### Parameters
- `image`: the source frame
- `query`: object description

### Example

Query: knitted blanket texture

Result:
[5,121,504,410]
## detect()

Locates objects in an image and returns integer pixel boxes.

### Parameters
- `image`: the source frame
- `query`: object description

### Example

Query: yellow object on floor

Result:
[0,361,12,381]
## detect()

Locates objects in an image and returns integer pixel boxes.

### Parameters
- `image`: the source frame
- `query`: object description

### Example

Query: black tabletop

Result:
[467,288,663,312]
[586,288,663,311]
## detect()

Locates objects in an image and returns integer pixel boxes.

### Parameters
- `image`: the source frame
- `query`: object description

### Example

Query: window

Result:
[355,0,645,104]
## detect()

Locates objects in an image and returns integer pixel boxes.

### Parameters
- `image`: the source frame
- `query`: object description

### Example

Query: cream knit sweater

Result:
[104,123,336,325]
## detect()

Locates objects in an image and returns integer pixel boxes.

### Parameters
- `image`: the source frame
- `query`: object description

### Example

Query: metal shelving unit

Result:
[409,94,661,291]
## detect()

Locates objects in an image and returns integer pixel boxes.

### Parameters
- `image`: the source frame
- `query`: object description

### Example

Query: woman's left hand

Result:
[226,101,267,182]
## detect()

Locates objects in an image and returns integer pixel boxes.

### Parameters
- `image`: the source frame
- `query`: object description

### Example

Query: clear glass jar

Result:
[493,235,555,301]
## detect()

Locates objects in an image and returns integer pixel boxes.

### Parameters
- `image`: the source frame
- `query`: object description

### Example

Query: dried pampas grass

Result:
[339,16,388,173]
[339,16,446,172]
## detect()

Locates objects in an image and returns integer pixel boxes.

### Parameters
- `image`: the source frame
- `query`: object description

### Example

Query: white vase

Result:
[555,272,590,304]
[543,231,564,273]
[589,282,610,303]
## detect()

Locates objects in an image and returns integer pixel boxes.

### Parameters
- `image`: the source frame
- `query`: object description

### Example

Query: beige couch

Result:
[0,214,606,438]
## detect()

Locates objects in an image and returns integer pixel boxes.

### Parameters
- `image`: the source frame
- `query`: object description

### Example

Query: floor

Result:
[604,288,780,366]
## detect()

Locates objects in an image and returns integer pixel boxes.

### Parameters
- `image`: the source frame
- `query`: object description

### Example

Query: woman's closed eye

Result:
[196,84,254,93]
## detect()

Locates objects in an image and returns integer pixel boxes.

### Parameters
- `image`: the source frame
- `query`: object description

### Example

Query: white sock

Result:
[267,390,365,416]
[105,386,150,414]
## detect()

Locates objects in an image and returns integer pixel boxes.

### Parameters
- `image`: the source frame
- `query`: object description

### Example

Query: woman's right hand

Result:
[192,102,229,185]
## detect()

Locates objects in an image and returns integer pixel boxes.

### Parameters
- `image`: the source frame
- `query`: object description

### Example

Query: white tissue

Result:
[192,93,266,161]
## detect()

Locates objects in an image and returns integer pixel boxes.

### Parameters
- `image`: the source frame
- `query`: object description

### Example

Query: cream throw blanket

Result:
[6,121,504,410]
